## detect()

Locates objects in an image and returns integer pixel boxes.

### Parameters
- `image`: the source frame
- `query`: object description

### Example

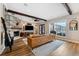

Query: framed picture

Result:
[69,20,78,31]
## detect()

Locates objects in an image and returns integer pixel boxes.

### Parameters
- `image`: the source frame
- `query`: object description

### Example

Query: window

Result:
[50,22,66,36]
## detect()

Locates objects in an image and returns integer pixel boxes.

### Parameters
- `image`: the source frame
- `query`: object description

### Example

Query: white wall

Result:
[0,3,5,54]
[49,13,79,40]
[67,14,79,40]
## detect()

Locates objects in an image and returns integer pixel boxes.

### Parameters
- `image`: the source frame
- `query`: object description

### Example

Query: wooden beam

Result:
[62,3,72,15]
[6,9,47,21]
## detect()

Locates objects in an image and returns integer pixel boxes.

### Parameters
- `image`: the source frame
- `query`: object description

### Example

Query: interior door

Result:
[39,24,45,34]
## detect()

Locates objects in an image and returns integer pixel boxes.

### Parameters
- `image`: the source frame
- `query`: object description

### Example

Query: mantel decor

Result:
[69,20,78,31]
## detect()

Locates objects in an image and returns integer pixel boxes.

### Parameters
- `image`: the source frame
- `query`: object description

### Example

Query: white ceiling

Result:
[68,3,79,13]
[5,3,79,21]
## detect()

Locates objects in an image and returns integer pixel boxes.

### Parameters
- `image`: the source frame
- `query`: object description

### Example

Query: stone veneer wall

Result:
[0,3,5,54]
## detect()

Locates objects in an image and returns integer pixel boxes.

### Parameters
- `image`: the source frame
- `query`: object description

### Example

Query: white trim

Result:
[0,46,5,54]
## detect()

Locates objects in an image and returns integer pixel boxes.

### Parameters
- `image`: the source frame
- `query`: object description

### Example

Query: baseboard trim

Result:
[0,46,5,54]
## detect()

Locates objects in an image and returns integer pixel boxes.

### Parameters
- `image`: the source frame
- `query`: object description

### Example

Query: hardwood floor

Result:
[1,36,79,56]
[49,42,79,56]
[0,39,34,56]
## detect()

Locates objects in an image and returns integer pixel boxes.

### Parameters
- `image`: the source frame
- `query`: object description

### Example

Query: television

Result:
[14,31,19,36]
[25,26,33,30]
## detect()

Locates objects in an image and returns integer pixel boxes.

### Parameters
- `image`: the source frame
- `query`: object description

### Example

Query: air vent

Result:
[24,3,28,6]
